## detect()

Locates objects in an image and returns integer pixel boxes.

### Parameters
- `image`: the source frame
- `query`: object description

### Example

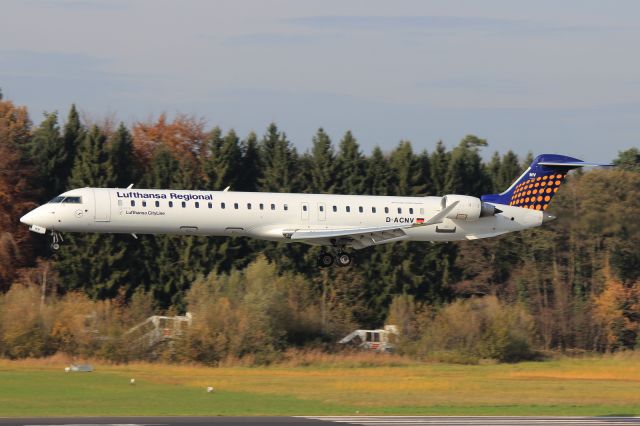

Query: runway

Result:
[304,416,640,425]
[0,417,639,426]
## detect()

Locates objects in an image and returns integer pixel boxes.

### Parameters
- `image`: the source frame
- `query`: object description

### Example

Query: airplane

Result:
[20,154,610,267]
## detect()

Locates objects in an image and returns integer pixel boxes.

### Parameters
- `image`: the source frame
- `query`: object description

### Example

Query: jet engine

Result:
[441,195,501,221]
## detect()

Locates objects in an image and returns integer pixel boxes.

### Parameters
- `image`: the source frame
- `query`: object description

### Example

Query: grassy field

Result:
[1,353,640,417]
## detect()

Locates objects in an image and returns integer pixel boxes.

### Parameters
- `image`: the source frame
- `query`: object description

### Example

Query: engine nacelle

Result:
[441,195,499,221]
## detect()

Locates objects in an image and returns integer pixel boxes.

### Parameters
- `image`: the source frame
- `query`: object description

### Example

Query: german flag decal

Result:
[416,218,425,224]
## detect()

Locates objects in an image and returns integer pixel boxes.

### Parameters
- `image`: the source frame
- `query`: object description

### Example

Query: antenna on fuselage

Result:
[126,183,134,189]
[223,186,230,192]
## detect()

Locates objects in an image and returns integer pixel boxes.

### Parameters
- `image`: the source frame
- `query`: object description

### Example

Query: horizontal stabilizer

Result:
[538,161,613,168]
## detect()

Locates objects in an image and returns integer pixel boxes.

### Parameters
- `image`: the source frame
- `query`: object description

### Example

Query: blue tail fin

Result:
[481,154,611,210]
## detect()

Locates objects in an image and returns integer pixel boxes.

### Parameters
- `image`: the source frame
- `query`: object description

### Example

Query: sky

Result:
[1,0,638,161]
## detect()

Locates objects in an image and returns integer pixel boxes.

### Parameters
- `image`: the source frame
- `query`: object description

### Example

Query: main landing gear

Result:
[317,250,353,268]
[50,231,63,250]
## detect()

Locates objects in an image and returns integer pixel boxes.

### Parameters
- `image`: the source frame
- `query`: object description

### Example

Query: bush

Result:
[174,256,324,365]
[0,284,55,358]
[417,295,536,363]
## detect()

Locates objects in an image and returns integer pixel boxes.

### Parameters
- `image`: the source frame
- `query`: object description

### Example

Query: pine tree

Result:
[335,131,365,194]
[62,104,83,185]
[389,140,426,195]
[258,123,298,192]
[522,151,534,170]
[488,152,502,193]
[202,128,242,191]
[108,123,135,188]
[365,146,391,195]
[444,135,490,196]
[68,125,112,188]
[309,128,335,193]
[497,150,521,192]
[237,132,261,191]
[417,150,432,195]
[57,125,130,298]
[429,141,449,195]
[142,145,176,188]
[29,112,67,200]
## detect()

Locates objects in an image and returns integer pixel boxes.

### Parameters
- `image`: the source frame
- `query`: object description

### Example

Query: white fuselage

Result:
[20,187,546,248]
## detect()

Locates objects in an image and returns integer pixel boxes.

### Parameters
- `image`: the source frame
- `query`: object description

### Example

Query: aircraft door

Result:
[93,188,111,222]
[301,202,309,221]
[318,202,326,221]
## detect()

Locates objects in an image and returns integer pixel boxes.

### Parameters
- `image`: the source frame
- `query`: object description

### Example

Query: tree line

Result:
[1,91,639,362]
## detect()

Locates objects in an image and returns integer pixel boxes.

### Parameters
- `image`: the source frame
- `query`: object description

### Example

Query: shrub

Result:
[417,295,536,363]
[0,284,55,358]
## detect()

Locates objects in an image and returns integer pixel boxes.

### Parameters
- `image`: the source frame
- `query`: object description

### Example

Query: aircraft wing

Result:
[282,201,459,249]
[285,224,415,249]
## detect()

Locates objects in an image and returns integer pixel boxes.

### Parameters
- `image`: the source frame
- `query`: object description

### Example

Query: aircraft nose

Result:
[20,210,36,225]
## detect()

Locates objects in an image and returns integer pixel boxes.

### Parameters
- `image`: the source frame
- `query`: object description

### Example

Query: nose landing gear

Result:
[50,231,63,250]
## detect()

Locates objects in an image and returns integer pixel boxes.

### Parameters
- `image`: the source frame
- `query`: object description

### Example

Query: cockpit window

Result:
[48,196,82,204]
[62,196,82,203]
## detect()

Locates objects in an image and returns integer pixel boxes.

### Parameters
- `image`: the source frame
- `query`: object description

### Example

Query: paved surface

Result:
[0,417,639,426]
[304,416,640,425]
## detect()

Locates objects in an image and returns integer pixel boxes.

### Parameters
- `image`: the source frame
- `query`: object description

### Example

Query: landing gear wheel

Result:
[336,252,352,267]
[50,231,63,251]
[318,252,334,268]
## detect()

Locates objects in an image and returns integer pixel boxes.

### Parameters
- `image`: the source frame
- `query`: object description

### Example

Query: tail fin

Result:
[481,154,611,210]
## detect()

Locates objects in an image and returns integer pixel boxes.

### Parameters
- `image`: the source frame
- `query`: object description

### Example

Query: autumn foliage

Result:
[1,91,640,364]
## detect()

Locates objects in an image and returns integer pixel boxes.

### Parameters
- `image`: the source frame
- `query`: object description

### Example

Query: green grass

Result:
[1,355,639,417]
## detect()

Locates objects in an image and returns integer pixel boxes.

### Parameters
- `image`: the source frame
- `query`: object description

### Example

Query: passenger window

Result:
[247,203,251,210]
[260,203,264,210]
[155,201,160,207]
[182,201,186,208]
[195,202,199,208]
[221,202,225,209]
[385,207,389,213]
[131,200,135,207]
[359,206,363,213]
[169,201,173,208]
[284,204,288,211]
[234,203,239,209]
[372,207,376,213]
[271,204,275,210]
[346,206,351,213]
[333,205,337,212]
[319,205,324,212]
[398,207,402,214]
[208,202,212,209]
[303,205,308,212]
[142,201,147,207]
[409,208,413,214]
